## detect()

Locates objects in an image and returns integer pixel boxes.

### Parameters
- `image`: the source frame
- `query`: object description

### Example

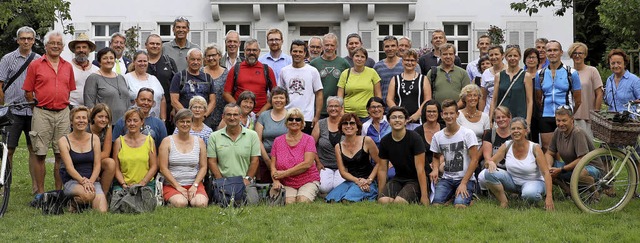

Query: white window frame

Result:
[443,22,471,65]
[225,23,252,58]
[377,23,404,60]
[92,23,120,51]
[158,23,173,43]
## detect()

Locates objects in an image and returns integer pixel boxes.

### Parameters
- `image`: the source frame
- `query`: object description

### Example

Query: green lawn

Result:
[1,135,639,241]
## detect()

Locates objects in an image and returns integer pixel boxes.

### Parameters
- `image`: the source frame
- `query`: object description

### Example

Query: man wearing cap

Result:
[0,26,41,194]
[68,33,98,108]
[163,17,200,71]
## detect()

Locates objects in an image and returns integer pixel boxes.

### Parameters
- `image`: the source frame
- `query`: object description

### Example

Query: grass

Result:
[2,135,640,241]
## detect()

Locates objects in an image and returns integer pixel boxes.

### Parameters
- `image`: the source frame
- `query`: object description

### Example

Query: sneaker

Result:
[30,193,43,208]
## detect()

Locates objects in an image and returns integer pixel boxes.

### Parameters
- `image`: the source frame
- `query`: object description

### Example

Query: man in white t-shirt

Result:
[430,99,479,208]
[278,40,323,134]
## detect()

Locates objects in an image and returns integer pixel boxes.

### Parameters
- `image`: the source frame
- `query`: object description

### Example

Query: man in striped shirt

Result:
[0,26,40,194]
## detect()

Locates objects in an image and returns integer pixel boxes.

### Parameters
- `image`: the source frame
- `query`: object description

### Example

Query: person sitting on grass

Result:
[544,106,605,196]
[59,106,108,213]
[208,103,262,205]
[87,103,116,195]
[113,108,158,190]
[377,106,429,205]
[158,109,208,207]
[430,99,479,208]
[325,113,381,202]
[270,108,320,204]
[483,117,554,210]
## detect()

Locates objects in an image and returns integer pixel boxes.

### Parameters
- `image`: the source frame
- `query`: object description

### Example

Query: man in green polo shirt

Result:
[426,43,470,104]
[207,103,261,204]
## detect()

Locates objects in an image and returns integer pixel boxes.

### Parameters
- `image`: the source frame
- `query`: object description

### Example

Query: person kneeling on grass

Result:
[377,106,430,205]
[430,99,478,208]
[59,106,108,213]
[270,108,320,204]
[484,117,554,210]
[325,113,381,202]
[158,109,208,207]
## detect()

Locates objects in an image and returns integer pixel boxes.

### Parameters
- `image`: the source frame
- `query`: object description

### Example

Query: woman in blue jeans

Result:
[484,117,554,210]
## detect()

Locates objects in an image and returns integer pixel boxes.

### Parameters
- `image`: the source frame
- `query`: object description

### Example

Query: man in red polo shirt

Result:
[23,30,76,207]
[222,38,276,116]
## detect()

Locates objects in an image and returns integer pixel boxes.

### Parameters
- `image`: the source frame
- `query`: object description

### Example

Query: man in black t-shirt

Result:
[146,34,178,131]
[377,106,431,205]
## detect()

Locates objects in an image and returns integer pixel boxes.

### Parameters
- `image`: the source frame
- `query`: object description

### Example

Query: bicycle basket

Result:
[590,110,640,146]
[0,107,11,127]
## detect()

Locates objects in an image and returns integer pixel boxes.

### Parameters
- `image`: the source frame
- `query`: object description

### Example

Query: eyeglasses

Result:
[174,16,190,23]
[341,121,357,126]
[138,87,155,95]
[19,37,34,41]
[506,44,520,49]
[287,117,303,122]
[47,42,63,46]
[389,115,405,120]
[245,48,260,53]
[368,105,384,110]
[206,53,218,59]
[572,52,585,57]
[268,38,282,43]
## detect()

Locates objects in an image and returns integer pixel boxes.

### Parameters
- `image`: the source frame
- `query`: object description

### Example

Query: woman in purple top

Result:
[270,108,320,204]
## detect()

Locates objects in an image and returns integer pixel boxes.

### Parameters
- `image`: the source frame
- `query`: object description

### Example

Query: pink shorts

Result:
[163,184,207,201]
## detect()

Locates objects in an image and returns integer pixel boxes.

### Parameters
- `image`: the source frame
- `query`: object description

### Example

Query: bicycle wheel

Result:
[0,159,11,217]
[570,148,637,214]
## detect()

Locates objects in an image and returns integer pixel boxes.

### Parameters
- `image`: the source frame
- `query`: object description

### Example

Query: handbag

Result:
[255,183,286,206]
[211,176,246,207]
[109,185,157,213]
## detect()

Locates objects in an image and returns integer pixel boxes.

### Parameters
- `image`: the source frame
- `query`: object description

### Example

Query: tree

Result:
[510,0,574,16]
[597,0,640,49]
[0,0,73,56]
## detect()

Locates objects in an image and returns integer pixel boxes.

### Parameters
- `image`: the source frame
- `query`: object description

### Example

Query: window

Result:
[225,24,251,58]
[506,21,537,49]
[93,23,120,51]
[378,23,404,60]
[158,23,173,43]
[443,23,471,64]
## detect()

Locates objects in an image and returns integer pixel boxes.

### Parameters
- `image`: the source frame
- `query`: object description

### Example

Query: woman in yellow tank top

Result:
[113,108,158,189]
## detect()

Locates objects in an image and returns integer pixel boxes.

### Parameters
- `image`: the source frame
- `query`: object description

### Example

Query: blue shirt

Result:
[259,52,292,81]
[604,70,640,112]
[112,116,168,149]
[534,64,582,117]
[361,117,391,147]
[373,59,404,102]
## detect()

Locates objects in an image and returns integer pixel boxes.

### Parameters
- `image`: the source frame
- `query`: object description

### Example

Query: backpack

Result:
[232,62,272,96]
[538,65,575,109]
[178,70,212,92]
[110,185,157,214]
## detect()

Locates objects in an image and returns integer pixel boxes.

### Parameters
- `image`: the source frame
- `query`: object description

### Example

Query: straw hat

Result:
[68,33,96,52]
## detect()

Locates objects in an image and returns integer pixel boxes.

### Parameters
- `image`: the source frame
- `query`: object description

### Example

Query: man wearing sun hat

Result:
[68,33,99,107]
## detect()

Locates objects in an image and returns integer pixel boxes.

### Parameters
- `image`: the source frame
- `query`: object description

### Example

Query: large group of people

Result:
[2,17,636,213]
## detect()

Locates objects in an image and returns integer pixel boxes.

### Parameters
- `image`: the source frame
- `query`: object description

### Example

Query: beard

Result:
[246,55,258,65]
[74,53,88,63]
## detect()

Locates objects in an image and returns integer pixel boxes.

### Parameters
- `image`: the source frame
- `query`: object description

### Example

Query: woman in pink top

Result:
[271,108,320,204]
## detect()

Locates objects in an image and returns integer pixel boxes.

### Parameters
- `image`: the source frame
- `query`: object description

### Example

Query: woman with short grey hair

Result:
[312,96,345,194]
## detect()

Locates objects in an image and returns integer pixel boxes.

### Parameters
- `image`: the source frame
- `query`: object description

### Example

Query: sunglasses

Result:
[287,117,302,122]
[341,121,357,126]
[556,105,573,114]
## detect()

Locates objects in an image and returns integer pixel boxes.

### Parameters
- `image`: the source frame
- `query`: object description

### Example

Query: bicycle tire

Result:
[570,148,637,214]
[0,158,11,217]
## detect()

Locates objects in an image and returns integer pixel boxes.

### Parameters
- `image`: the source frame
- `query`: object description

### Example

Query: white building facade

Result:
[58,0,574,65]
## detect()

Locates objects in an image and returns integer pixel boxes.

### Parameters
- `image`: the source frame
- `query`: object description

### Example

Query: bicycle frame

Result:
[601,143,640,187]
[0,142,6,186]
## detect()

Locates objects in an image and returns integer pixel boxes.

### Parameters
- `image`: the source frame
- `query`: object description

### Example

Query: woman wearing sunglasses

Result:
[270,108,320,204]
[325,113,381,202]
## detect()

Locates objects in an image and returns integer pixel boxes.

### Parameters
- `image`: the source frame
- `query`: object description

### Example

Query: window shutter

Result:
[190,31,202,48]
[207,31,218,45]
[524,31,535,48]
[361,31,372,49]
[140,31,151,48]
[509,31,519,45]
[410,31,422,49]
[256,30,267,49]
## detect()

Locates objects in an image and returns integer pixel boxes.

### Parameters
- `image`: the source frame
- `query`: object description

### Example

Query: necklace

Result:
[465,110,477,119]
[400,73,416,96]
[98,70,122,97]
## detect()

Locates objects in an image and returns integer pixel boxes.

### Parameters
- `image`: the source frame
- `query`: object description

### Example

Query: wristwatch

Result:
[243,176,255,184]
[192,182,199,188]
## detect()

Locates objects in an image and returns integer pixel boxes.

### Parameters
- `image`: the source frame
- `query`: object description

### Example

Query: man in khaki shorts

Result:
[22,30,76,207]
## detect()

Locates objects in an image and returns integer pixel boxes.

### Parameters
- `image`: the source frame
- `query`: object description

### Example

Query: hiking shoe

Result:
[30,193,43,208]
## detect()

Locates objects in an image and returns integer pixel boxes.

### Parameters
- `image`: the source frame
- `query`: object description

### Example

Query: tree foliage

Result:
[124,26,141,60]
[597,0,640,49]
[510,0,574,16]
[0,0,73,56]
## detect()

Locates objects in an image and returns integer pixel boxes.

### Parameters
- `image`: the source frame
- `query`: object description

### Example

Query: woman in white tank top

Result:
[483,117,554,210]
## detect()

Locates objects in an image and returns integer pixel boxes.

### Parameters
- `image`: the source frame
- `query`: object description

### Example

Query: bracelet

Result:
[560,167,567,173]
